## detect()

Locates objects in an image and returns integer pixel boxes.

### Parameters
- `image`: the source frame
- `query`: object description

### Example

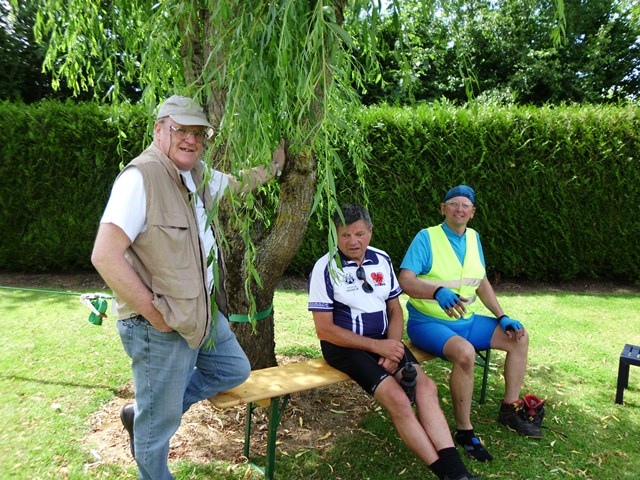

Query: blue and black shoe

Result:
[455,431,493,462]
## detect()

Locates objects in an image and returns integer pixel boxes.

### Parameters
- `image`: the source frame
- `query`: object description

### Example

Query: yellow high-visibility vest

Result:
[408,226,485,321]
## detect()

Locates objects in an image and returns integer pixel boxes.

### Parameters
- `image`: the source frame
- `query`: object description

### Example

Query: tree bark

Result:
[180,2,205,89]
[224,146,317,369]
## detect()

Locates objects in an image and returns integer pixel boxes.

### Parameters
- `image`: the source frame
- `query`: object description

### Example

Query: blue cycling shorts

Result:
[407,311,498,359]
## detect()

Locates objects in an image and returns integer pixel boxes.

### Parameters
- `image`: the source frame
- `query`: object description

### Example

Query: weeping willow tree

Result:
[29,0,566,369]
[30,0,387,368]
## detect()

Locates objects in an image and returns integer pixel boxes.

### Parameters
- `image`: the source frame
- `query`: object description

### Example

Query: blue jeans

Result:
[117,312,251,480]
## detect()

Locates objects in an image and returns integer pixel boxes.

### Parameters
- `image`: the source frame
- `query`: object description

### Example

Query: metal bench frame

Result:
[615,343,640,404]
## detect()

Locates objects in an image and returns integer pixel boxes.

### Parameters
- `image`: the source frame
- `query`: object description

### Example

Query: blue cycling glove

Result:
[433,287,460,311]
[498,315,523,332]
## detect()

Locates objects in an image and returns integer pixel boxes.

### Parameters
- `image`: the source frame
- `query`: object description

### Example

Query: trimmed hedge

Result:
[1,100,638,282]
[0,100,146,271]
[288,103,640,283]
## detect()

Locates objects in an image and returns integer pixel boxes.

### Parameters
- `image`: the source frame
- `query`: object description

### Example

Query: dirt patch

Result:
[84,359,376,473]
[0,271,109,292]
[490,276,640,295]
[0,271,310,293]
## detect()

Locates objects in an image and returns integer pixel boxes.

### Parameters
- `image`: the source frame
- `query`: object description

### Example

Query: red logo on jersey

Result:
[371,272,384,285]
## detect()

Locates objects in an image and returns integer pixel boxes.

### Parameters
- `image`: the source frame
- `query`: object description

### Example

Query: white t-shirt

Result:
[100,163,230,290]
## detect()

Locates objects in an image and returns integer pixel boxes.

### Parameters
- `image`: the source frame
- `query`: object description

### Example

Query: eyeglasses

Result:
[444,200,474,210]
[168,125,207,142]
[356,266,373,293]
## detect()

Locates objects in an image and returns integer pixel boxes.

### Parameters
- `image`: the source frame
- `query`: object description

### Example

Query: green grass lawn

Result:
[1,284,639,479]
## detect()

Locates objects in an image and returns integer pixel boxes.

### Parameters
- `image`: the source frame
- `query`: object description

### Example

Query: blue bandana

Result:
[444,185,476,204]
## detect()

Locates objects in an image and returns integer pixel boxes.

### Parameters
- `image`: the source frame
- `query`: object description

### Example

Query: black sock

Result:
[437,447,468,478]
[455,428,474,442]
[429,457,447,480]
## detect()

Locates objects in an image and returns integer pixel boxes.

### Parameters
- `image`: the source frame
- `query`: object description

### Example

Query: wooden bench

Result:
[209,344,491,479]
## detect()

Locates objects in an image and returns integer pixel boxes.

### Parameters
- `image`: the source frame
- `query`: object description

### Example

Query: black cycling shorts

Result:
[320,338,417,395]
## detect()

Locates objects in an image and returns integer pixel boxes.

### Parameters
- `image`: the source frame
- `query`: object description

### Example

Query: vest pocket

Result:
[153,222,191,269]
[152,272,200,300]
[152,293,199,340]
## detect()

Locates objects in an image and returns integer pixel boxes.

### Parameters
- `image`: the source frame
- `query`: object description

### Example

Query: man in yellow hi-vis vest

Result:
[398,185,540,463]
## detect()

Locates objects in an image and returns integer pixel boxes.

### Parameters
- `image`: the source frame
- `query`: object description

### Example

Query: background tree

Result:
[356,0,639,105]
[0,0,53,102]
[0,0,142,103]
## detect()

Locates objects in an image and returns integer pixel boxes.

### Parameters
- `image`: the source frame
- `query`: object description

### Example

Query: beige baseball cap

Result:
[157,95,214,138]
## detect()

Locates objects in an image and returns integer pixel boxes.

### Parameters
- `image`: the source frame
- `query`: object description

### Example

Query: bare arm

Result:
[475,277,504,318]
[398,268,438,299]
[91,223,171,331]
[476,277,525,340]
[385,297,405,342]
[227,138,286,194]
[379,297,406,372]
[312,311,405,365]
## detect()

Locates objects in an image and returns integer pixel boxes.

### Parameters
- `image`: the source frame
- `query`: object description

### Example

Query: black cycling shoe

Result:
[120,403,135,458]
[455,432,493,462]
[499,401,542,438]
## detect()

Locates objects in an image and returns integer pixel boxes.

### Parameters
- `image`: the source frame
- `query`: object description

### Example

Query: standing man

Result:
[91,95,286,479]
[308,204,479,480]
[398,185,540,463]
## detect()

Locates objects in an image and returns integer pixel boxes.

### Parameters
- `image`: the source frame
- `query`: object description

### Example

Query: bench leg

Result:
[244,396,290,479]
[616,360,630,404]
[263,395,289,480]
[244,402,256,459]
[475,349,491,404]
[479,349,490,404]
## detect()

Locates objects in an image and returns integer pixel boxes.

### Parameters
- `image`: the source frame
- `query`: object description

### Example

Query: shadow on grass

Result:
[0,373,123,396]
[0,288,99,314]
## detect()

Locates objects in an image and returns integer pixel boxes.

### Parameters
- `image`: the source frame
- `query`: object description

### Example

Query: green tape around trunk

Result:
[228,304,273,323]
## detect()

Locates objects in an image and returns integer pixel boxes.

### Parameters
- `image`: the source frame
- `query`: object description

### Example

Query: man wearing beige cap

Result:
[91,95,286,479]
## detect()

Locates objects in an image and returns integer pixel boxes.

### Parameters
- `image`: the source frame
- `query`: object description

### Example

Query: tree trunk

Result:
[224,147,317,369]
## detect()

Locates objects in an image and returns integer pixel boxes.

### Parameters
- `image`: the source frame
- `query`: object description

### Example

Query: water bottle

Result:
[400,362,417,404]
